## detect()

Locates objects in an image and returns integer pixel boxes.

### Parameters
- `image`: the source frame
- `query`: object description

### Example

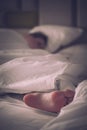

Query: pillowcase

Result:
[0,29,28,50]
[29,25,83,53]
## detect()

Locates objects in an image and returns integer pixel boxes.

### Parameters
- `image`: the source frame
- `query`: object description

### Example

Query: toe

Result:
[23,94,36,106]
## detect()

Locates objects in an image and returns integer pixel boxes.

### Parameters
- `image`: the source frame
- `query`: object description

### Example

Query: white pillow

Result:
[0,29,28,50]
[29,25,83,53]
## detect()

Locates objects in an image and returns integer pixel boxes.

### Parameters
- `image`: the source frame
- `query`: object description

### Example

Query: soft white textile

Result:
[0,79,87,130]
[0,29,28,50]
[0,95,56,130]
[41,80,87,130]
[0,49,49,64]
[0,53,68,130]
[0,54,68,94]
[0,54,87,130]
[0,26,86,130]
[29,25,87,64]
[30,25,83,53]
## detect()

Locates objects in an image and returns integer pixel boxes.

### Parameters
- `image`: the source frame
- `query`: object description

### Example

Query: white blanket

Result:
[41,80,87,130]
[0,79,87,130]
[0,53,67,130]
[0,53,87,130]
[0,95,56,130]
[0,54,67,94]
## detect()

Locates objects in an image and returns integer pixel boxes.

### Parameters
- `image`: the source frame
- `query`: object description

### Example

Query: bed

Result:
[1,0,87,128]
[0,24,87,130]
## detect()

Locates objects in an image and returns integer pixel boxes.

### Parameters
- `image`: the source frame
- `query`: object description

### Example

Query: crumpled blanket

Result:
[0,54,87,130]
[0,54,67,94]
[41,80,87,130]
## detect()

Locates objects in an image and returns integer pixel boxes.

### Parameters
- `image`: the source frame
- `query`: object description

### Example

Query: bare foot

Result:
[23,90,75,113]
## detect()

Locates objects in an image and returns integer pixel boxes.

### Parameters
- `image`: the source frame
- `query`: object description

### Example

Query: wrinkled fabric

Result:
[41,80,87,130]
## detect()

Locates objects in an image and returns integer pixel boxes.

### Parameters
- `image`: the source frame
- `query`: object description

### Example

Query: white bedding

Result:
[0,49,49,64]
[0,95,56,130]
[0,80,87,130]
[0,52,66,130]
[41,80,87,130]
[0,52,68,94]
[0,52,87,130]
[0,27,87,130]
